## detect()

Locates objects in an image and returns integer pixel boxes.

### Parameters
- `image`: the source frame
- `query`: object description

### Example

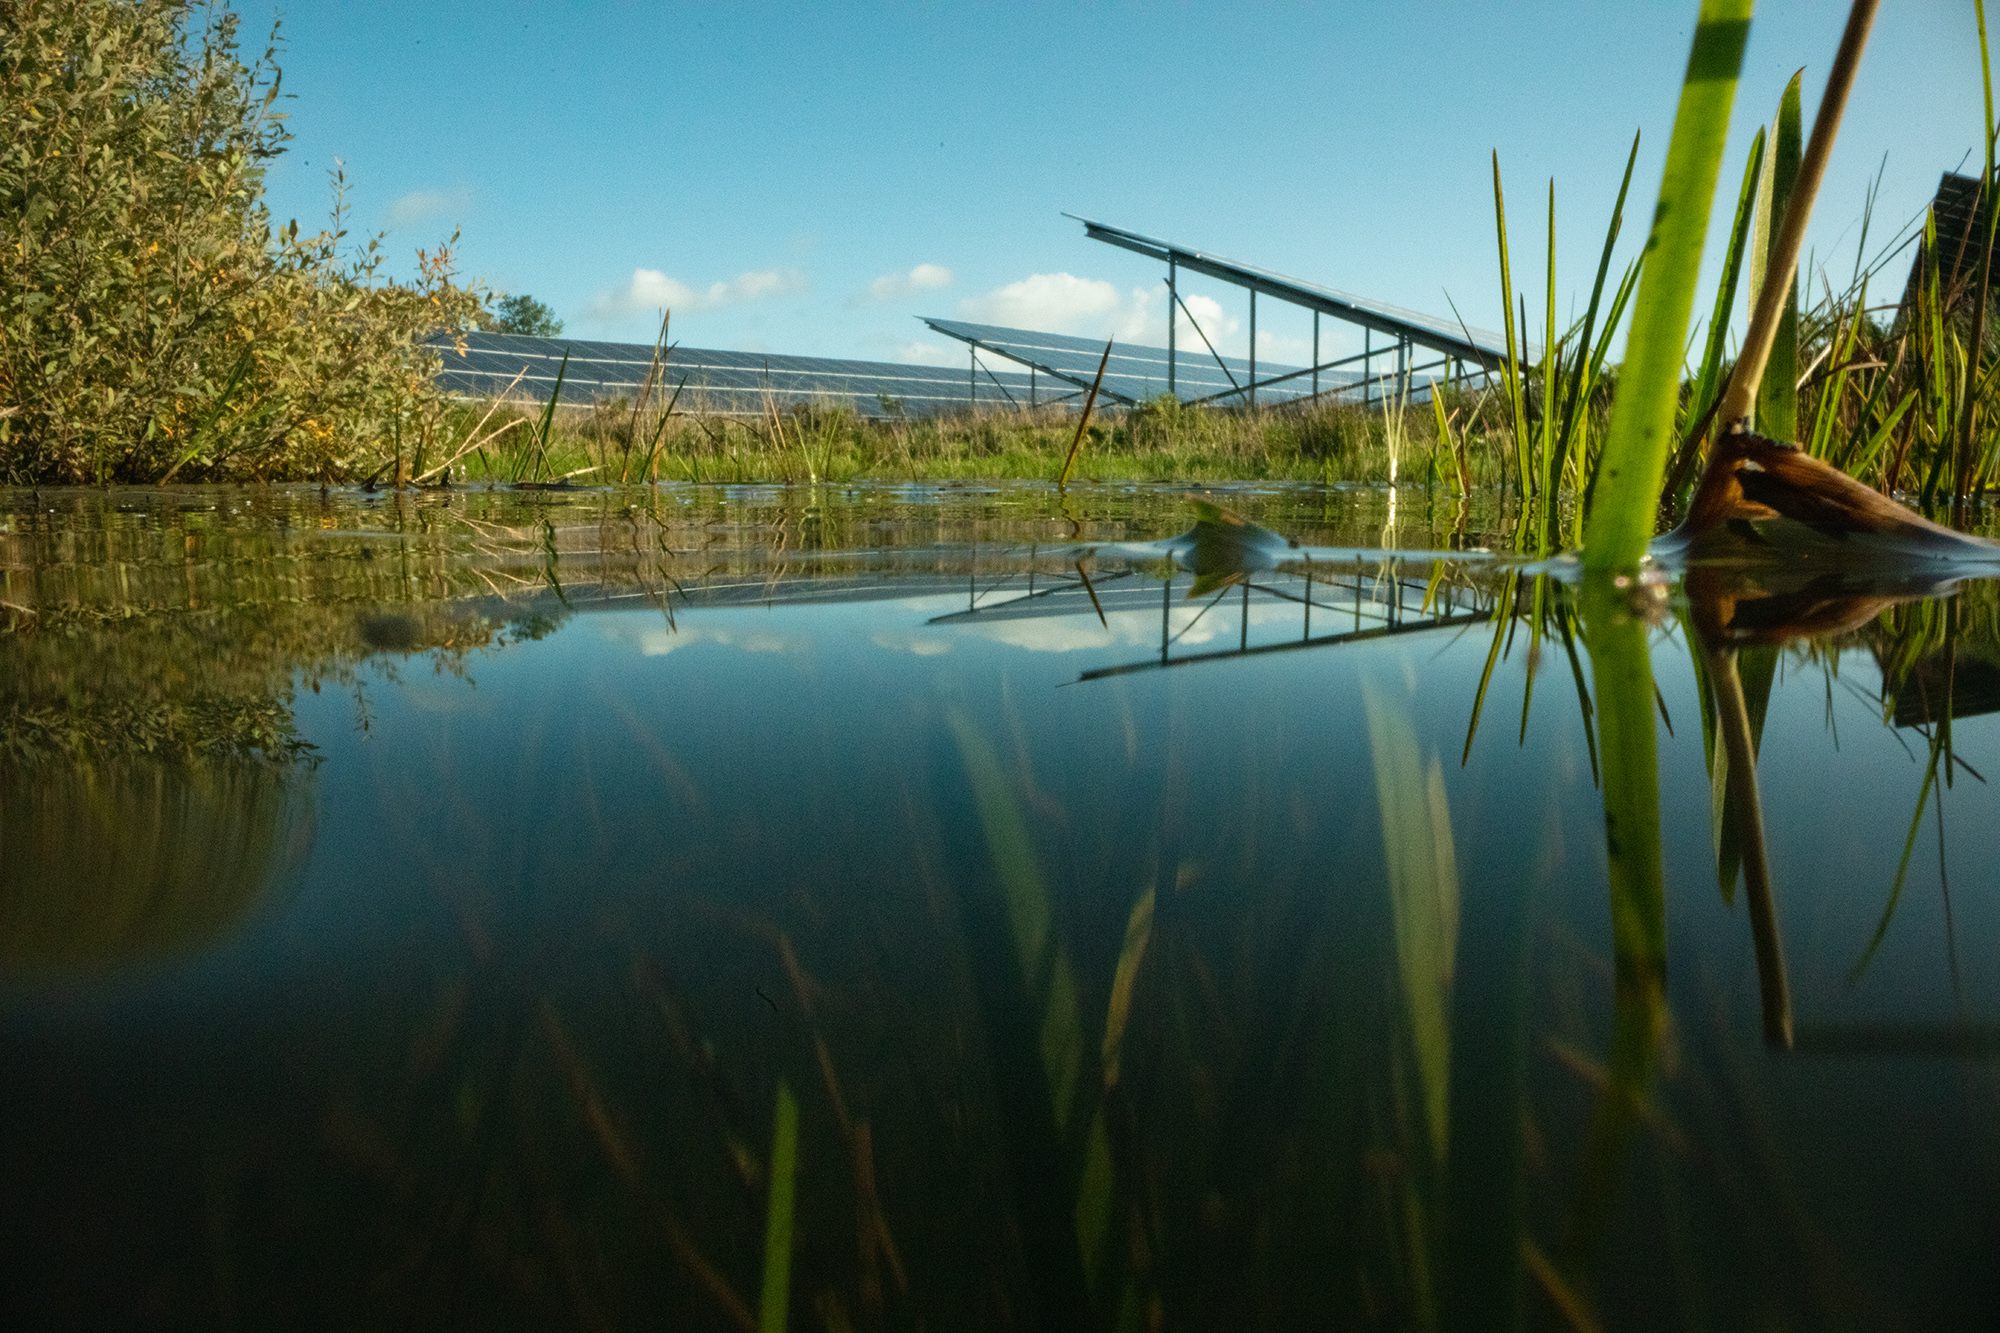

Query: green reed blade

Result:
[1565,572,1671,1256]
[1954,0,1996,505]
[1584,0,1754,570]
[1840,386,1920,480]
[1431,381,1460,494]
[1462,571,1519,766]
[521,349,570,483]
[1582,575,1666,982]
[1668,126,1765,499]
[1519,577,1547,744]
[1057,341,1113,490]
[1707,645,1777,905]
[758,1080,799,1333]
[1577,258,1646,537]
[160,346,257,485]
[637,374,691,484]
[1806,277,1868,458]
[1540,180,1560,550]
[1555,606,1602,788]
[1492,154,1531,503]
[1364,678,1461,1170]
[1848,738,1941,984]
[1100,886,1155,1091]
[1751,71,1805,439]
[1557,130,1642,473]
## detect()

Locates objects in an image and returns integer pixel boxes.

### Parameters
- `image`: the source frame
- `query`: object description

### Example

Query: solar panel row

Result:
[425,318,1406,420]
[425,331,1068,418]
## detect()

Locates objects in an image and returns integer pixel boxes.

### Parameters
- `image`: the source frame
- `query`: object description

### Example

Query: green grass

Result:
[441,393,1500,488]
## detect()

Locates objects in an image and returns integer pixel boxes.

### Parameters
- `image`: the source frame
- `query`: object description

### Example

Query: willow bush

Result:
[0,0,483,483]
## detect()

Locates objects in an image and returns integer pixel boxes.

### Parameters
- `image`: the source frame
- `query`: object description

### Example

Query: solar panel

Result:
[1068,215,1526,365]
[920,318,1369,407]
[424,331,1049,418]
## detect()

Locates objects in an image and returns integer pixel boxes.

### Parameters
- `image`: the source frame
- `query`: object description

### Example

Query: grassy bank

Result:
[435,391,1494,489]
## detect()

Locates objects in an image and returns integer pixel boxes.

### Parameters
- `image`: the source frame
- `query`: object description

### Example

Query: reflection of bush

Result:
[0,756,310,969]
[1,693,312,765]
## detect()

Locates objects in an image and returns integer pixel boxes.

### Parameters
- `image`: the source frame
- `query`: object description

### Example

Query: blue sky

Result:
[236,2,1988,370]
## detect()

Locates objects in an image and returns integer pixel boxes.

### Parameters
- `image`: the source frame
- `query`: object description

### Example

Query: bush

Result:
[0,0,483,483]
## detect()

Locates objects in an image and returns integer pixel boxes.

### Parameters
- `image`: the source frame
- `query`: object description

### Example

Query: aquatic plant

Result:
[1582,0,1756,569]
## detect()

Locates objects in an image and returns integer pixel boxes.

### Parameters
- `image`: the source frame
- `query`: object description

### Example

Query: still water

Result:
[2,482,1997,1330]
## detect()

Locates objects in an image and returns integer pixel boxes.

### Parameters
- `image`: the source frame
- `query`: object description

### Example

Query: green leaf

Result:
[757,1080,799,1333]
[1584,0,1755,571]
[1750,71,1804,439]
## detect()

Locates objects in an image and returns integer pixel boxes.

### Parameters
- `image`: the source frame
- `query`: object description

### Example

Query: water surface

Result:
[3,481,1997,1330]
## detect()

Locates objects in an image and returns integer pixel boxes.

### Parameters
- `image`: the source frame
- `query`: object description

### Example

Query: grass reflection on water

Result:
[1,482,1998,1329]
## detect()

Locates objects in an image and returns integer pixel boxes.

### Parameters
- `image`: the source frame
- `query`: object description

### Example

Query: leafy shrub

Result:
[0,0,483,483]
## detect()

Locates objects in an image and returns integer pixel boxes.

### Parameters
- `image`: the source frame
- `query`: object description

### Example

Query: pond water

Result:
[2,481,1998,1330]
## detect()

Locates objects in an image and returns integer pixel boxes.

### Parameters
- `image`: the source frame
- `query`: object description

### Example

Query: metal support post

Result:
[1248,290,1257,409]
[1312,312,1319,399]
[1030,366,1037,408]
[970,348,976,406]
[1396,337,1408,402]
[1363,329,1371,409]
[1167,258,1177,399]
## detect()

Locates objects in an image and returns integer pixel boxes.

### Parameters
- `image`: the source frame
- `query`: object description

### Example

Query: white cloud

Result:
[859,333,960,365]
[853,263,953,305]
[1173,293,1239,350]
[597,620,802,658]
[956,274,1242,351]
[384,187,473,230]
[588,267,808,321]
[956,601,1302,654]
[895,339,958,365]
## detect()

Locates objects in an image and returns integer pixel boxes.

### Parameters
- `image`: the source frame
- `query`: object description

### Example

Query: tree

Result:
[0,0,483,482]
[490,293,563,338]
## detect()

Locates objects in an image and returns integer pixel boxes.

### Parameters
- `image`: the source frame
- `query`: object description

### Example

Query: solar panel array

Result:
[425,330,1051,418]
[920,318,1366,407]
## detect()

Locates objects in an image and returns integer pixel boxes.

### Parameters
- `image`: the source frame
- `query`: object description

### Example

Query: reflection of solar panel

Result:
[1889,651,2000,727]
[424,330,1047,418]
[925,561,1491,679]
[918,318,1362,407]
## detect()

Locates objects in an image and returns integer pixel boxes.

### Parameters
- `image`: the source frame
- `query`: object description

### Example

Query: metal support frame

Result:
[1168,283,1242,399]
[1178,343,1424,409]
[1068,215,1519,412]
[978,355,1019,406]
[924,323,1141,410]
[1248,290,1257,409]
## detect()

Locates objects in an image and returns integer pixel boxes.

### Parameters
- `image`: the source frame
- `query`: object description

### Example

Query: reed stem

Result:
[1716,0,1881,432]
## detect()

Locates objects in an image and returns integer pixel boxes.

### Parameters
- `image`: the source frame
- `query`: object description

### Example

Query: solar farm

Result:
[430,219,1519,418]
